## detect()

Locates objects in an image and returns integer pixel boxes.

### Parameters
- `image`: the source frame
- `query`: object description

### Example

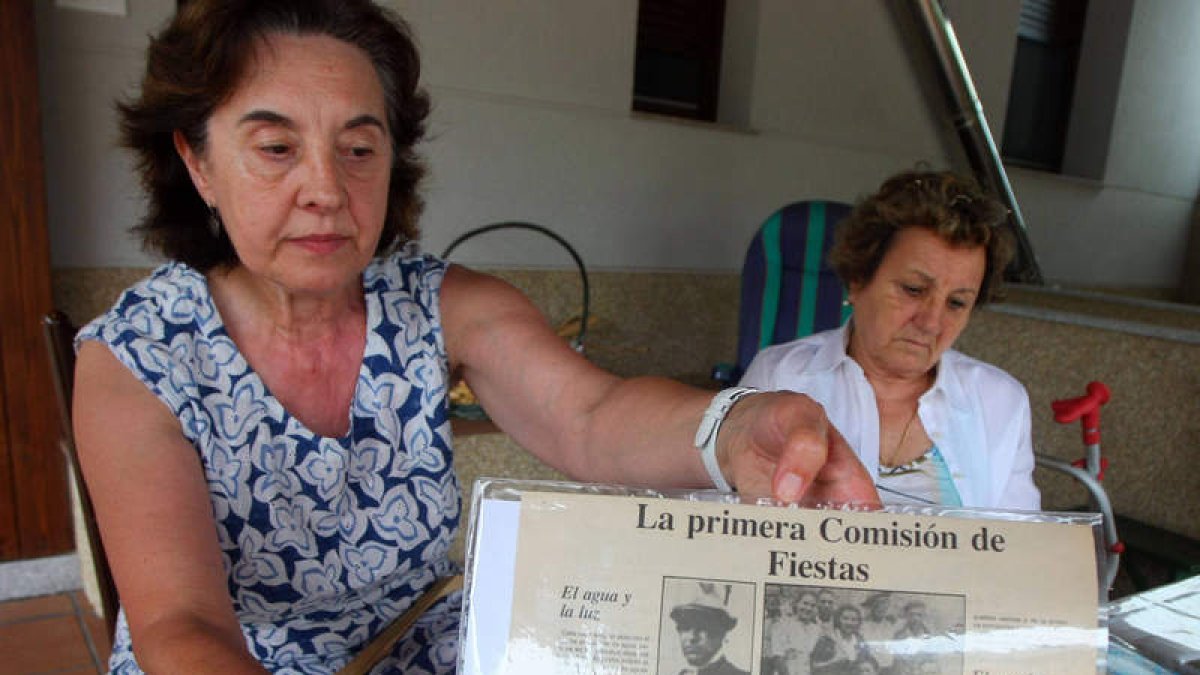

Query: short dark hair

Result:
[119,0,430,271]
[828,169,1014,304]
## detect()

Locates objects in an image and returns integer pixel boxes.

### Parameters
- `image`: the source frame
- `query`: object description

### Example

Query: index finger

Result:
[771,422,880,507]
[800,426,881,508]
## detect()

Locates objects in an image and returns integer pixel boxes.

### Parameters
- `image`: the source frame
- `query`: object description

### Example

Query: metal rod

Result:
[1035,453,1121,593]
[903,0,1044,283]
[441,222,591,352]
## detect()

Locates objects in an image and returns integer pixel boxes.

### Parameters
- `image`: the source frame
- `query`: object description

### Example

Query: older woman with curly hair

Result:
[740,170,1039,510]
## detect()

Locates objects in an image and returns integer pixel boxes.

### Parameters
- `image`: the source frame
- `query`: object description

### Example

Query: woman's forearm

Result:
[132,614,267,674]
[566,375,715,488]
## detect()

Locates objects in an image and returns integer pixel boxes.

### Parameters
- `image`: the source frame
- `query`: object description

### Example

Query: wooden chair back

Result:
[42,311,118,642]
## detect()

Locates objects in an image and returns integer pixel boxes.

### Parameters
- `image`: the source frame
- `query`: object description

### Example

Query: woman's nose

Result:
[913,297,944,332]
[299,149,345,210]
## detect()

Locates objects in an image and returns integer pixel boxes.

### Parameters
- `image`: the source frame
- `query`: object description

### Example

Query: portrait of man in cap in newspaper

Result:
[666,581,751,675]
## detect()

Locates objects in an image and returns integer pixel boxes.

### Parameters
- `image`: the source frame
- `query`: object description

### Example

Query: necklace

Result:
[881,408,919,468]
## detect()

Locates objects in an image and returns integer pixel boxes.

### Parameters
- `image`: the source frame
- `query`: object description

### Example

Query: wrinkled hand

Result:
[716,391,880,506]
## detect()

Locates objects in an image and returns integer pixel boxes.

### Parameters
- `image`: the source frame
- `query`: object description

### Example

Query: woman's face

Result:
[178,33,393,296]
[847,227,985,382]
[795,593,817,621]
[837,607,862,634]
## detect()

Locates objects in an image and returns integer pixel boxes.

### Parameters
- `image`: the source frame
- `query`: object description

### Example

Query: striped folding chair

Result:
[715,200,854,384]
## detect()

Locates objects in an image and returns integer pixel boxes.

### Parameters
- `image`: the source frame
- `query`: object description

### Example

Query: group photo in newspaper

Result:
[460,482,1107,674]
[653,576,967,675]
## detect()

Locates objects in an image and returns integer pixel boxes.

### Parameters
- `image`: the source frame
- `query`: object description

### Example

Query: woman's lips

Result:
[291,234,348,255]
[897,333,933,347]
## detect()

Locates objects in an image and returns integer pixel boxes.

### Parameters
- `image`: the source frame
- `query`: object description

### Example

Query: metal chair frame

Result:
[1036,381,1123,592]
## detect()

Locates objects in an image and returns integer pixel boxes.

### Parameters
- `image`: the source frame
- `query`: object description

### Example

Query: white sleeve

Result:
[738,348,777,389]
[995,382,1041,510]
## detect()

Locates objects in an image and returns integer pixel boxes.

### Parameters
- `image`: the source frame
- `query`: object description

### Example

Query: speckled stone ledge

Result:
[53,267,1200,550]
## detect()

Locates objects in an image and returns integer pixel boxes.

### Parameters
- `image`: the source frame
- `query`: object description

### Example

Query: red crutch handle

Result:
[1051,381,1111,445]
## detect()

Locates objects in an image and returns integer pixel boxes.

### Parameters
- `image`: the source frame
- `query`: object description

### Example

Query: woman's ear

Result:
[846,282,862,306]
[173,129,213,205]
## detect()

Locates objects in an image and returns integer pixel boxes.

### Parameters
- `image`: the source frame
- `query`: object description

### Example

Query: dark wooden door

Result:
[0,0,72,560]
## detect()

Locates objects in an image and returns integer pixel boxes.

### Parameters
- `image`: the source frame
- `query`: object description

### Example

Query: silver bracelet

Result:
[693,387,760,491]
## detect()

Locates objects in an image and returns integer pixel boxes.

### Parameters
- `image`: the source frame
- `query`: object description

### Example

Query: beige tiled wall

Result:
[956,309,1200,538]
[55,267,1200,556]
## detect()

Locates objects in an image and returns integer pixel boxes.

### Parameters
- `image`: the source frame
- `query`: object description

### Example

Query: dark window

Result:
[1001,0,1089,171]
[632,0,726,122]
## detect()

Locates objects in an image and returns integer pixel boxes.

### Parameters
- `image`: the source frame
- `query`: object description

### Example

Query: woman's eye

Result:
[259,143,291,157]
[340,141,380,160]
[902,284,923,296]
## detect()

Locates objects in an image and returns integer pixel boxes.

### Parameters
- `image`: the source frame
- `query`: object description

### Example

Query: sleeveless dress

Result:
[77,253,462,674]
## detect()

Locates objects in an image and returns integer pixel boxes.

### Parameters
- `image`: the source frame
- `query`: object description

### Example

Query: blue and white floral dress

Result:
[77,253,462,674]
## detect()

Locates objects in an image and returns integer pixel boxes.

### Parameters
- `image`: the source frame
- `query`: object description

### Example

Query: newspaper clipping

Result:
[478,489,1102,674]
